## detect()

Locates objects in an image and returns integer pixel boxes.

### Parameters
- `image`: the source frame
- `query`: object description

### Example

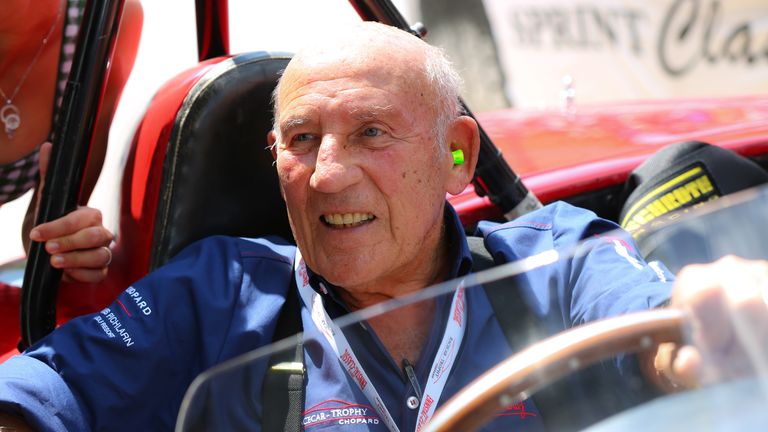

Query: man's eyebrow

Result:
[349,105,395,121]
[280,116,311,132]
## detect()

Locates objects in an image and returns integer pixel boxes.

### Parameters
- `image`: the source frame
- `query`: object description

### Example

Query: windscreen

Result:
[176,185,768,432]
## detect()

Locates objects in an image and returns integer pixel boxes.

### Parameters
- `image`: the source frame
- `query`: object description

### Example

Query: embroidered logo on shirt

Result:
[124,286,153,315]
[649,260,669,282]
[302,400,381,428]
[91,286,154,348]
[611,239,644,270]
[596,235,644,271]
[496,402,537,419]
[94,308,134,347]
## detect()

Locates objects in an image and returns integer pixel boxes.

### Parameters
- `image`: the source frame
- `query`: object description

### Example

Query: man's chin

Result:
[311,261,378,291]
[315,270,366,290]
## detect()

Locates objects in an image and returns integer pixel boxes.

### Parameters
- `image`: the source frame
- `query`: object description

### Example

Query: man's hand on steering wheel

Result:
[653,255,768,389]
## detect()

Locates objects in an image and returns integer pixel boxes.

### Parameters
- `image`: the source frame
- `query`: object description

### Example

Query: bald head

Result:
[272,21,462,149]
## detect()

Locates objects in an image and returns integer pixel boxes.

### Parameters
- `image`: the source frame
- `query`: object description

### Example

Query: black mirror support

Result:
[348,0,542,220]
[463,103,542,220]
[20,0,126,348]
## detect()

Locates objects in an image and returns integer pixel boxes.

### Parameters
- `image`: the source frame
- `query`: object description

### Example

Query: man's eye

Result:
[362,127,383,137]
[287,133,318,148]
[294,133,315,142]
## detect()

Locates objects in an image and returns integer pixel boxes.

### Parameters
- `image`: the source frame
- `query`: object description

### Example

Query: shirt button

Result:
[406,396,420,410]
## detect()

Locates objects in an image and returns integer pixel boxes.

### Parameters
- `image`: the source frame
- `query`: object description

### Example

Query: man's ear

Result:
[267,130,278,160]
[445,116,480,195]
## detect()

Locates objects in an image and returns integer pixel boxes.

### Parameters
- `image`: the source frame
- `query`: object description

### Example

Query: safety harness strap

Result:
[465,236,536,349]
[261,275,304,432]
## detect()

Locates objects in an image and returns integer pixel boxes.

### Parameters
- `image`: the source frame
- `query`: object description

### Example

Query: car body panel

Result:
[453,96,768,225]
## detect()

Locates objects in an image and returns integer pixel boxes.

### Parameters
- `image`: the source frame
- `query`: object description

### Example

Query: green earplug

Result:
[452,149,465,165]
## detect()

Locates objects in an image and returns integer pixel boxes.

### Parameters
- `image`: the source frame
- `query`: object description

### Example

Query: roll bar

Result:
[21,0,126,347]
[196,0,230,61]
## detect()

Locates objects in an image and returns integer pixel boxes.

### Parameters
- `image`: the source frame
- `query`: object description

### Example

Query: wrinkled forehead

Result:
[284,57,422,96]
[274,58,435,138]
[275,24,434,115]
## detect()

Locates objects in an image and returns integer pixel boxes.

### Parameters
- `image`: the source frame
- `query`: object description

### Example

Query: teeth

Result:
[323,213,374,227]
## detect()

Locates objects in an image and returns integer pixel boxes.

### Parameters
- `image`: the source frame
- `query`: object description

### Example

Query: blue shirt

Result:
[0,202,672,431]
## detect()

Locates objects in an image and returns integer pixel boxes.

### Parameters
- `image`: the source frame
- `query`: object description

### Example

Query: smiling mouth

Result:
[321,213,376,228]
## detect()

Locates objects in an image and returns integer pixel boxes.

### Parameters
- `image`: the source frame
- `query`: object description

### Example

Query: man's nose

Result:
[309,135,363,193]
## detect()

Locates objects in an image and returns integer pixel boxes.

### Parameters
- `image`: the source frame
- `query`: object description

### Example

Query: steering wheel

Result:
[425,309,686,432]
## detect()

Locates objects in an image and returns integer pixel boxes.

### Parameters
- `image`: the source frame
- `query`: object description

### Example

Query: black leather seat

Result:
[148,51,294,270]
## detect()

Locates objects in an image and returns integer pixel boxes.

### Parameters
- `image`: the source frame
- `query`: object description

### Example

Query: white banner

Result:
[482,0,768,107]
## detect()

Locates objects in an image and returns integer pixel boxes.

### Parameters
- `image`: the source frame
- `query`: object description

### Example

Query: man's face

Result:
[271,55,457,295]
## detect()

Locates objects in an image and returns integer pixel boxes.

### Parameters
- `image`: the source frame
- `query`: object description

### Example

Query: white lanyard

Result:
[294,249,467,432]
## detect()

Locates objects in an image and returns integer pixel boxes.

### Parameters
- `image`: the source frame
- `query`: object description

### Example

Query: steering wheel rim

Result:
[425,309,686,432]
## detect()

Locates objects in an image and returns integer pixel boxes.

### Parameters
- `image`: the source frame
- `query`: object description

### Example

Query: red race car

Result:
[1,0,767,430]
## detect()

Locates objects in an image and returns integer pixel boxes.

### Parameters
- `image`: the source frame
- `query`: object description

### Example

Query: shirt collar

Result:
[305,203,474,306]
[444,203,474,278]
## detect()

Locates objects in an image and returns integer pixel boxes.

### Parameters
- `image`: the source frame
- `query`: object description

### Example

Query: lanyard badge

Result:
[294,250,467,432]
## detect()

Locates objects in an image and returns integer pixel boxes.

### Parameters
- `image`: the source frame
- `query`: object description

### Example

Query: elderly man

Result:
[0,21,766,432]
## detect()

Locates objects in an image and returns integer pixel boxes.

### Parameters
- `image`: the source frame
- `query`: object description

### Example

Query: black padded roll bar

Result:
[195,0,230,61]
[21,0,125,347]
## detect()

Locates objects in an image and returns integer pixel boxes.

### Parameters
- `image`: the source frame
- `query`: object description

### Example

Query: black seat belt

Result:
[465,236,538,350]
[261,275,305,432]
